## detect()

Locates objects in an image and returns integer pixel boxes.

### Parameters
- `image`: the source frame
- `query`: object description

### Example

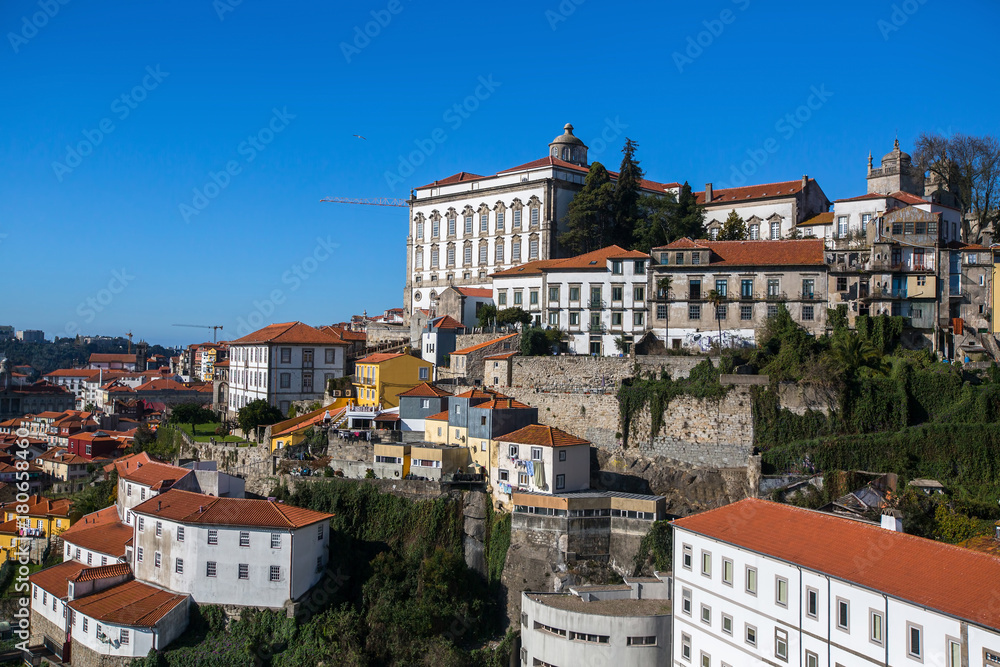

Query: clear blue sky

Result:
[2,0,997,347]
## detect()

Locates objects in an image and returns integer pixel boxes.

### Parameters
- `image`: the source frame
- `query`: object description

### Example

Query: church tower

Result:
[866,138,924,195]
[548,123,589,167]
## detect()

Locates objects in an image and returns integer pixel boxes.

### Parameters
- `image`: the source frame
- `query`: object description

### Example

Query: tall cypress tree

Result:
[558,162,615,255]
[613,138,643,247]
[632,192,678,253]
[674,181,706,239]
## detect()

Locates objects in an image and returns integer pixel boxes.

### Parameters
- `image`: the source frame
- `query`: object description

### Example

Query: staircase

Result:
[330,407,348,429]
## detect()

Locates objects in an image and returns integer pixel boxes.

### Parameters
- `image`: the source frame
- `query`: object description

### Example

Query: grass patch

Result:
[175,423,245,443]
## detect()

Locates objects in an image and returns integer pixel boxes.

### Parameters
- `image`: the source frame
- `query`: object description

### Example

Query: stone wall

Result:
[29,609,63,647]
[365,323,409,345]
[506,355,714,393]
[70,641,138,667]
[776,382,837,415]
[454,332,518,350]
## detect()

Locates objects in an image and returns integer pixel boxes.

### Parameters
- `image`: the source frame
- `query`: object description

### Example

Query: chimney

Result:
[880,509,903,532]
[157,500,161,511]
[802,175,808,192]
[705,183,713,203]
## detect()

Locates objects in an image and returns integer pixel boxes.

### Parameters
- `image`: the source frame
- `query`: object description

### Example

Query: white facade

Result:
[63,539,119,568]
[493,438,589,498]
[672,503,1000,667]
[130,509,330,608]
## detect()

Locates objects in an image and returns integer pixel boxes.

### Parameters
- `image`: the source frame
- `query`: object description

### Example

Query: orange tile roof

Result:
[833,192,892,203]
[134,379,191,392]
[271,406,344,437]
[131,489,333,529]
[416,171,486,189]
[696,178,816,205]
[356,353,406,364]
[425,410,450,421]
[30,560,89,597]
[69,579,188,628]
[231,321,347,346]
[484,351,519,361]
[491,245,648,278]
[455,287,493,298]
[673,498,1000,632]
[44,369,101,378]
[89,354,137,364]
[61,508,132,558]
[472,398,533,410]
[499,424,589,447]
[397,382,453,398]
[69,562,131,583]
[451,334,519,356]
[455,388,508,400]
[0,495,71,518]
[489,258,558,277]
[112,453,191,490]
[652,238,826,267]
[37,448,91,466]
[798,211,835,227]
[429,315,465,330]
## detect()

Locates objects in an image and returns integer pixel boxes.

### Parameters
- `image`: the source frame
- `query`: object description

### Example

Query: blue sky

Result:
[2,0,997,346]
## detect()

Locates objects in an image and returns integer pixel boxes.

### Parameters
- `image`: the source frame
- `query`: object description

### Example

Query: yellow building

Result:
[0,495,74,564]
[353,353,433,409]
[269,404,347,454]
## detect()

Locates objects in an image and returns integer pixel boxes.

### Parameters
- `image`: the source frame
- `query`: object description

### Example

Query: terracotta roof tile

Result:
[472,398,533,410]
[451,334,518,356]
[484,352,519,360]
[131,489,333,529]
[798,211,835,227]
[356,353,406,364]
[88,354,137,364]
[416,171,487,189]
[231,321,347,346]
[455,388,508,401]
[397,383,453,398]
[651,238,825,267]
[69,579,188,628]
[29,560,89,597]
[0,495,71,518]
[454,287,493,298]
[429,315,466,330]
[499,424,589,447]
[697,178,816,205]
[134,379,192,392]
[112,453,191,490]
[425,410,450,421]
[69,563,131,583]
[672,498,1000,631]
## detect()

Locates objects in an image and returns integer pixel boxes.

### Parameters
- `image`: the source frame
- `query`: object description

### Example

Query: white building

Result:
[42,369,98,407]
[521,575,672,667]
[493,424,590,501]
[491,245,651,355]
[130,488,333,609]
[61,505,133,567]
[671,498,1000,667]
[405,123,679,319]
[227,321,348,417]
[699,177,831,241]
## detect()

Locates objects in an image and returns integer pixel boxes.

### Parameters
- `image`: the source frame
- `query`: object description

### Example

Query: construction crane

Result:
[173,324,224,343]
[320,196,408,207]
[126,331,133,354]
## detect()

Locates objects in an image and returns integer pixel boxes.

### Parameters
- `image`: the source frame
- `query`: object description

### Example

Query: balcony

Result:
[798,292,822,301]
[588,324,606,333]
[739,292,758,301]
[766,292,787,301]
[588,299,606,309]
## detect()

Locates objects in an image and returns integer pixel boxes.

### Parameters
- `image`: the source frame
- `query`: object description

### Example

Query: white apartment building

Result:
[130,489,333,609]
[493,424,590,501]
[521,575,672,667]
[672,498,1000,667]
[405,123,679,319]
[42,369,97,407]
[491,245,651,355]
[227,321,348,417]
[699,177,831,241]
[61,506,133,567]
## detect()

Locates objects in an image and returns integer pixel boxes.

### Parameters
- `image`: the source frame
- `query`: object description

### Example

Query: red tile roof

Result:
[44,369,100,378]
[652,238,826,267]
[697,178,817,205]
[473,398,533,410]
[88,354,137,364]
[0,495,71,518]
[451,334,519,356]
[30,560,88,597]
[428,315,465,330]
[833,192,892,203]
[673,498,1000,632]
[455,388,508,401]
[890,191,931,206]
[484,352,519,361]
[416,171,487,189]
[271,406,345,437]
[356,353,406,364]
[499,424,589,447]
[798,211,834,227]
[37,448,91,466]
[112,452,191,490]
[60,507,132,558]
[131,489,333,529]
[69,562,131,583]
[135,379,192,392]
[455,287,494,298]
[231,321,347,346]
[69,579,188,628]
[491,245,647,278]
[425,410,450,421]
[397,383,453,398]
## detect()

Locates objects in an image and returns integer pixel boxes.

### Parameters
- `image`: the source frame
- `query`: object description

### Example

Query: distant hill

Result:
[1,337,179,376]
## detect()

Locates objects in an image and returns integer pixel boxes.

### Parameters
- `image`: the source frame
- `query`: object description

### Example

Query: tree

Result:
[476,303,497,328]
[718,210,748,241]
[132,423,156,452]
[633,192,678,252]
[831,332,885,379]
[520,328,550,356]
[674,182,706,240]
[612,138,643,247]
[707,289,725,349]
[496,307,532,328]
[657,276,673,347]
[170,403,215,435]
[915,132,1000,242]
[558,162,616,255]
[237,399,285,441]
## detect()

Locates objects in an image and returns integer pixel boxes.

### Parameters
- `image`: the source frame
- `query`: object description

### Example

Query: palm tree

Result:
[832,333,886,378]
[657,276,673,348]
[707,289,726,350]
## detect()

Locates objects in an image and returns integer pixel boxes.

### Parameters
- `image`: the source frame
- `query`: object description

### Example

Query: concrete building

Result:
[61,505,133,568]
[435,286,495,328]
[698,177,831,241]
[520,575,672,667]
[671,498,1000,667]
[0,359,75,419]
[88,353,140,371]
[130,489,333,609]
[493,424,590,502]
[227,321,348,417]
[404,123,680,320]
[352,352,433,408]
[43,369,99,408]
[396,382,452,432]
[16,329,45,342]
[420,314,467,370]
[446,334,519,384]
[650,238,828,350]
[37,448,94,493]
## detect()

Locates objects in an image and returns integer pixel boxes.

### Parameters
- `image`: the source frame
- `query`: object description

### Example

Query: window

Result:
[518,472,529,486]
[626,636,656,646]
[208,529,218,545]
[496,212,504,230]
[75,548,81,560]
[612,286,623,302]
[657,304,667,320]
[279,372,290,388]
[206,561,217,577]
[96,623,102,639]
[721,613,733,635]
[101,556,107,565]
[513,209,521,228]
[530,208,539,226]
[611,312,623,327]
[861,213,872,231]
[555,474,565,490]
[722,558,733,585]
[837,598,849,630]
[569,286,580,301]
[271,533,281,549]
[127,484,132,497]
[316,556,323,572]
[802,305,814,321]
[612,260,623,275]
[689,279,701,300]
[177,526,184,542]
[746,566,757,595]
[740,304,752,320]
[714,279,727,297]
[689,304,701,320]
[270,565,281,582]
[498,469,509,482]
[948,639,961,667]
[447,246,455,266]
[767,278,780,297]
[569,312,580,326]
[448,217,457,236]
[464,246,472,265]
[775,628,788,661]
[175,558,183,574]
[239,563,249,580]
[893,222,904,235]
[805,651,818,667]
[750,224,759,239]
[530,447,542,461]
[529,290,539,305]
[558,450,566,462]
[870,610,884,645]
[83,617,88,633]
[675,252,685,265]
[509,444,519,458]
[635,260,645,273]
[767,304,778,318]
[325,348,335,364]
[156,521,162,536]
[548,312,558,326]
[317,524,325,540]
[240,531,250,547]
[633,312,644,326]
[771,220,781,239]
[431,248,439,268]
[715,304,726,321]
[701,551,711,577]
[700,652,711,667]
[416,220,424,239]
[776,577,788,607]
[746,624,757,647]
[681,633,692,661]
[700,604,711,624]
[419,366,429,381]
[802,278,814,298]
[138,517,144,531]
[806,587,818,618]
[549,286,559,302]
[513,291,523,306]
[497,291,507,306]
[494,242,504,263]
[137,547,144,563]
[907,623,923,659]
[153,551,161,568]
[681,587,692,615]
[691,252,701,265]
[838,216,848,237]
[682,544,692,569]
[280,347,291,363]
[529,239,539,259]
[480,214,488,232]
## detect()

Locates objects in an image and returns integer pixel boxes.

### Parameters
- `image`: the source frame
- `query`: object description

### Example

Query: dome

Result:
[881,138,912,166]
[550,123,585,147]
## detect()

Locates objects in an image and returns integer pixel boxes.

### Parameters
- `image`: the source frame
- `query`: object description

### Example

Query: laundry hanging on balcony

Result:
[533,461,546,490]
